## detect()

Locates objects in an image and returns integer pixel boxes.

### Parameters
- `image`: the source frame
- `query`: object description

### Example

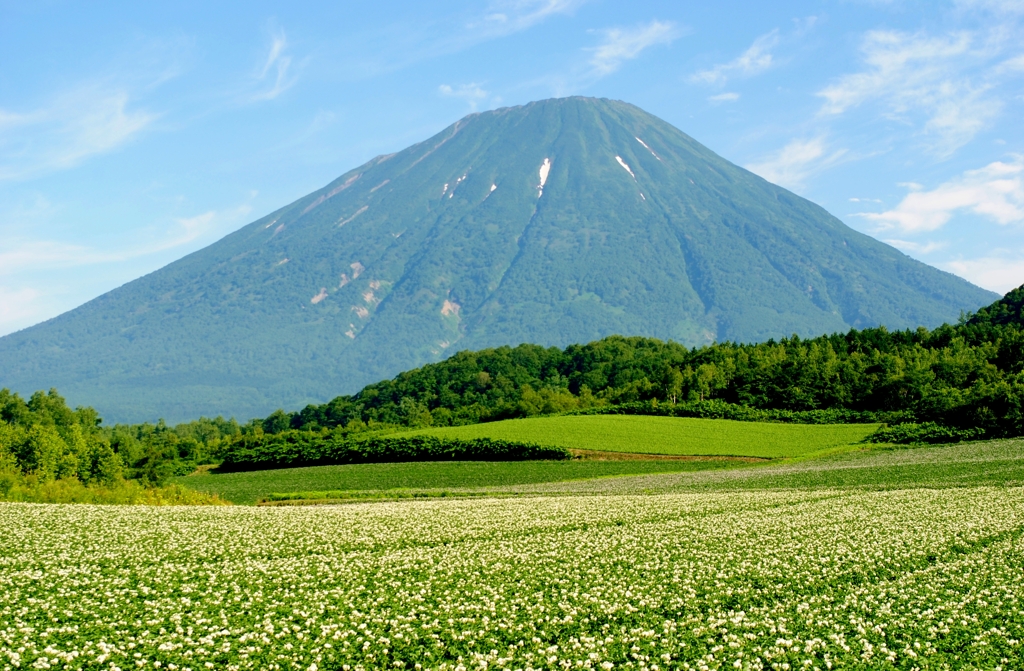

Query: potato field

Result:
[3,483,1023,670]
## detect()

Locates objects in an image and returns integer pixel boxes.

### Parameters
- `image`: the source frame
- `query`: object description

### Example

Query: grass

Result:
[504,438,1024,496]
[397,414,880,458]
[177,458,738,505]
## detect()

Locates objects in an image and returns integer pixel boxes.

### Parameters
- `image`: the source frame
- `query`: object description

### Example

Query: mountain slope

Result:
[0,97,997,422]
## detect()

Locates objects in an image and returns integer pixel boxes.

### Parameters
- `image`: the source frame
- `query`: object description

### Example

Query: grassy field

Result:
[178,459,740,505]
[506,439,1024,495]
[6,444,1024,669]
[180,415,883,504]
[398,414,880,458]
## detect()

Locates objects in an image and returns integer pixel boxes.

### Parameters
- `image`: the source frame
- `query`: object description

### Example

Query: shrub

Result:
[219,433,571,471]
[867,422,985,445]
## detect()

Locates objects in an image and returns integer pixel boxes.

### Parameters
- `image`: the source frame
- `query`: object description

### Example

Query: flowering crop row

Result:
[1,486,1022,670]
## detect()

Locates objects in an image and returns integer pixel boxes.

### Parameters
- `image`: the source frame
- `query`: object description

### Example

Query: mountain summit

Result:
[0,97,997,422]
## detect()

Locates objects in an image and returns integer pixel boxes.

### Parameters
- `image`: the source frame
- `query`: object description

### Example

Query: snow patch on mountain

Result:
[616,156,636,180]
[538,158,551,197]
[635,137,661,161]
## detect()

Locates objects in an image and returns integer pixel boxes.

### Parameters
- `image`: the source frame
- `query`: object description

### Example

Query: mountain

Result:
[0,97,998,423]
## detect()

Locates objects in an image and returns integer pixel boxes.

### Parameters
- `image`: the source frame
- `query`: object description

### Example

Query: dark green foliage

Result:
[0,97,994,423]
[568,399,911,425]
[219,432,570,471]
[867,422,986,445]
[967,284,1024,327]
[0,389,124,487]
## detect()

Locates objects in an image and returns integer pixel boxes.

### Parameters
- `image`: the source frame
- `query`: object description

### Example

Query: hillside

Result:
[0,97,996,422]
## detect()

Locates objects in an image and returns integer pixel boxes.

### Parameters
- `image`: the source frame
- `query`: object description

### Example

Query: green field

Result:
[6,439,1024,670]
[180,415,883,504]
[398,414,880,458]
[178,459,739,505]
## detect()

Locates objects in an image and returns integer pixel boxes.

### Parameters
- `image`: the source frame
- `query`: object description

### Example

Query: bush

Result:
[867,422,986,445]
[219,432,572,471]
[0,472,228,505]
[567,399,912,426]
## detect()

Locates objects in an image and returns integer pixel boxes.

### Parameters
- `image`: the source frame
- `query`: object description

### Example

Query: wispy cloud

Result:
[0,286,48,336]
[586,20,679,77]
[691,30,779,85]
[0,88,155,181]
[0,204,251,275]
[476,0,587,36]
[858,158,1024,232]
[439,83,491,110]
[709,92,740,103]
[955,0,1024,14]
[883,238,947,254]
[252,30,298,101]
[942,254,1024,293]
[816,29,1009,155]
[745,137,847,190]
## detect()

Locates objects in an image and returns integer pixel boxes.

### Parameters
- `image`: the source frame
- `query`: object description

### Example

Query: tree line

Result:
[0,388,235,502]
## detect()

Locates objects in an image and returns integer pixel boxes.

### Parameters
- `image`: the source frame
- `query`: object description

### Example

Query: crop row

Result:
[1,487,1022,670]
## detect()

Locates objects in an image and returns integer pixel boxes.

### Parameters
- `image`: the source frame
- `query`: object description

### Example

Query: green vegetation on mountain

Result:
[0,97,995,423]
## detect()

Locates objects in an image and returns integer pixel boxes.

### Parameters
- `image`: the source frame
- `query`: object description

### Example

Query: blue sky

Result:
[2,0,1023,336]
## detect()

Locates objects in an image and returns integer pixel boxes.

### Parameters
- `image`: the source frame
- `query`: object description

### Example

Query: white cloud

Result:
[955,0,1024,14]
[479,0,587,34]
[0,241,120,275]
[439,83,490,110]
[587,20,679,76]
[943,255,1024,293]
[252,30,298,101]
[0,205,250,275]
[997,53,1024,73]
[0,286,42,332]
[816,29,1004,155]
[0,88,155,181]
[745,137,847,190]
[883,238,947,254]
[859,158,1024,232]
[709,92,740,103]
[691,30,779,85]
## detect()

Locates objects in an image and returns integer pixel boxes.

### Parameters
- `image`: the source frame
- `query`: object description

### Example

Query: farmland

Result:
[178,459,739,505]
[7,423,1024,669]
[3,462,1024,669]
[399,414,879,458]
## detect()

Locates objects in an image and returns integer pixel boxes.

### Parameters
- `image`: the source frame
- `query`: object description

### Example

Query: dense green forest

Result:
[0,389,233,503]
[264,286,1024,442]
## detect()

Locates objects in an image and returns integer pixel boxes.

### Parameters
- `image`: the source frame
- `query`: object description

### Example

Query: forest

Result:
[2,285,1023,497]
[0,388,235,502]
